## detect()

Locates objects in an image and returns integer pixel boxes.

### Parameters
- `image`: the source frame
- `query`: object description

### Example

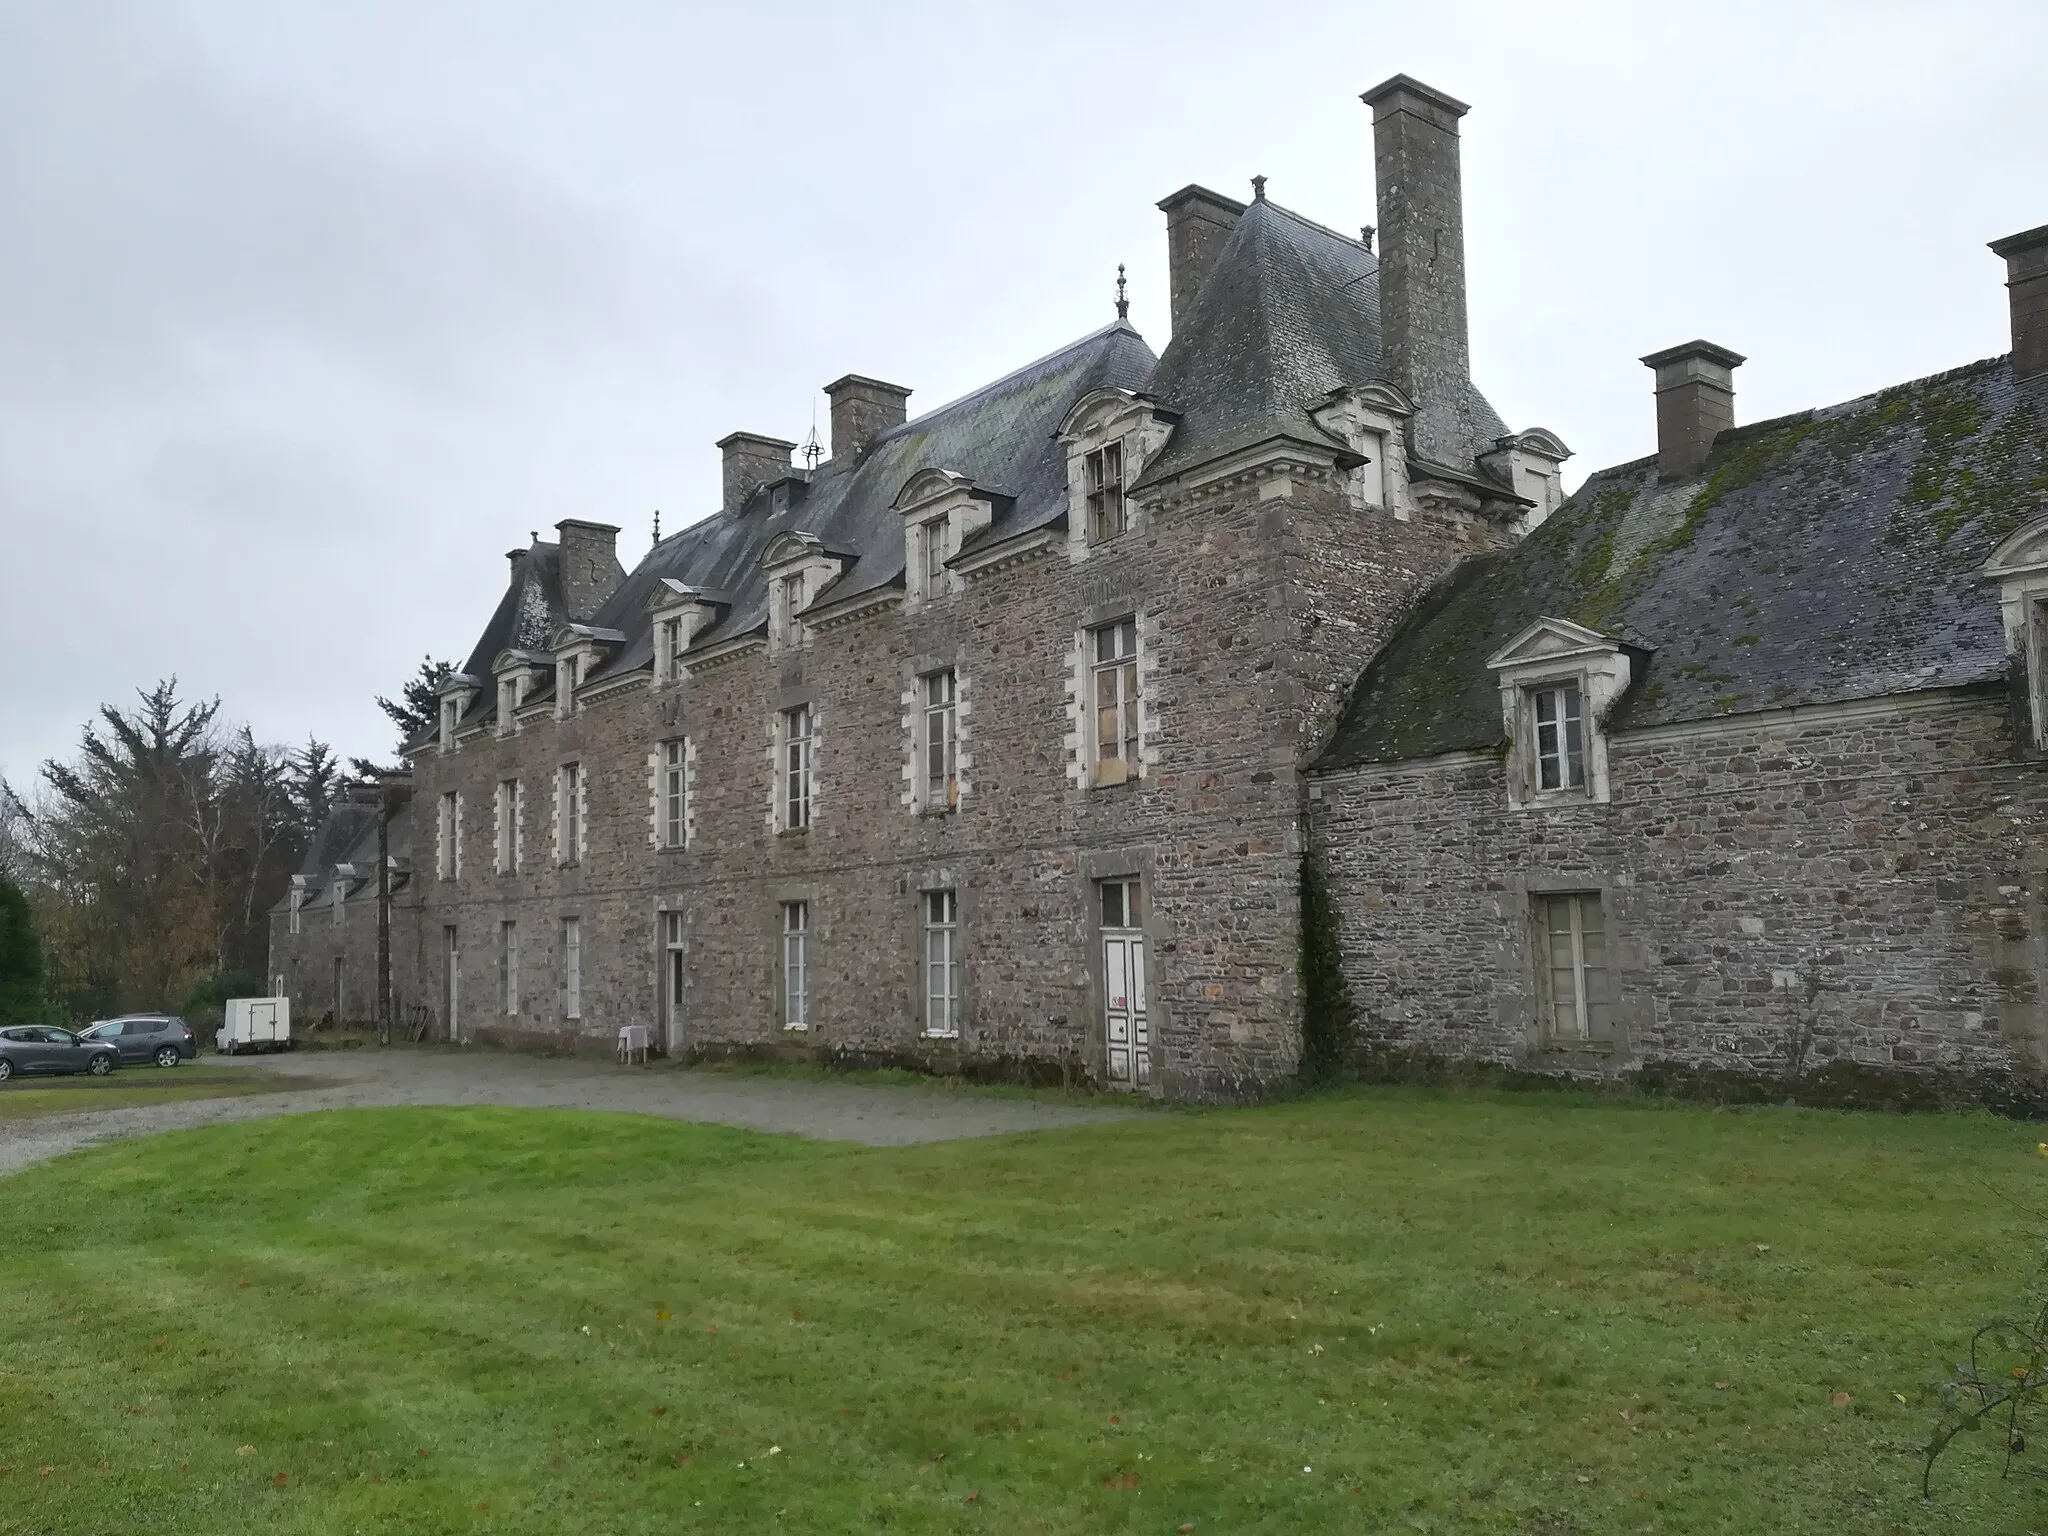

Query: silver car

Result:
[77,1014,197,1067]
[0,1025,121,1081]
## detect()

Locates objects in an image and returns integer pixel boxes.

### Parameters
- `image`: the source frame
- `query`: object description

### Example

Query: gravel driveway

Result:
[0,1049,1138,1177]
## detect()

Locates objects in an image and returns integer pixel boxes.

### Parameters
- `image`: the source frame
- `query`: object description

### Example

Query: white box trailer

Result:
[217,997,291,1055]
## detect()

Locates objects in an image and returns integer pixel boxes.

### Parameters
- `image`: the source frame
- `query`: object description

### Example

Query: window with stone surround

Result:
[495,779,519,874]
[923,888,960,1038]
[1085,442,1127,544]
[782,705,813,831]
[500,920,519,1016]
[562,916,582,1020]
[920,519,948,592]
[661,739,689,848]
[437,791,459,880]
[921,670,958,812]
[497,677,518,735]
[556,762,583,866]
[658,618,688,685]
[781,901,809,1030]
[1530,684,1586,792]
[1537,892,1612,1047]
[1090,618,1141,786]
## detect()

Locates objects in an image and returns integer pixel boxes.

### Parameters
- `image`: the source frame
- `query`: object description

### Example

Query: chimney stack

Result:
[717,432,796,517]
[1156,184,1247,337]
[1640,341,1745,480]
[1991,223,2048,380]
[554,519,624,620]
[824,375,911,464]
[1362,74,1474,467]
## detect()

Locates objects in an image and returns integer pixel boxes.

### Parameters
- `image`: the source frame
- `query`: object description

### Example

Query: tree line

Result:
[0,662,448,1027]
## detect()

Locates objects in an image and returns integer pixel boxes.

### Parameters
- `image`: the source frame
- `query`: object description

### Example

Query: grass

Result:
[1,1090,2044,1533]
[0,1066,306,1122]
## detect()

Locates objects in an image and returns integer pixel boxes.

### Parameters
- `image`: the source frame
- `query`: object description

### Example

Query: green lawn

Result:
[1,1091,2043,1533]
[0,1066,304,1122]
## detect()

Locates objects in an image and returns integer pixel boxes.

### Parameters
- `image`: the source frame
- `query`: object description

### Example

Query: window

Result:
[332,878,345,927]
[333,956,344,1020]
[563,917,582,1020]
[781,901,809,1030]
[557,763,583,865]
[661,911,686,1049]
[1091,618,1141,785]
[658,618,689,684]
[1539,893,1612,1046]
[777,572,806,645]
[288,883,302,935]
[440,696,460,749]
[661,739,688,848]
[1531,684,1586,792]
[783,705,813,831]
[495,779,519,874]
[500,921,519,1016]
[497,676,518,734]
[1099,876,1142,931]
[437,791,458,880]
[1085,441,1126,543]
[1358,428,1388,508]
[921,670,958,811]
[923,889,960,1037]
[920,519,948,592]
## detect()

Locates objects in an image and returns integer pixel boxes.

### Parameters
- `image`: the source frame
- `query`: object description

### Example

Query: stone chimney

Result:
[1991,223,2048,380]
[1156,185,1247,337]
[1363,74,1475,467]
[1640,341,1745,480]
[554,519,624,621]
[824,375,911,464]
[717,432,796,517]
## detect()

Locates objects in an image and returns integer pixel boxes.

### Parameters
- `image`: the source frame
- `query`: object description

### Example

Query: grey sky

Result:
[3,0,2042,787]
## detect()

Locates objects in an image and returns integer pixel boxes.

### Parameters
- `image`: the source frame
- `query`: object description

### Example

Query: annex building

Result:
[274,77,2048,1102]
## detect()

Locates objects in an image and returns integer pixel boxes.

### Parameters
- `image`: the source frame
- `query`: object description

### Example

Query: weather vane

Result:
[800,404,824,472]
[1115,264,1128,321]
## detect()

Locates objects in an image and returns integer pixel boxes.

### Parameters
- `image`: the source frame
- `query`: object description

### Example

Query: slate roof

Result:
[1316,356,2048,770]
[273,795,411,915]
[1137,194,1506,486]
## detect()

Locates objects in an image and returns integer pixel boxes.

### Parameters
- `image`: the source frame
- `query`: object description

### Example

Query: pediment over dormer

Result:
[761,529,855,571]
[1350,381,1417,419]
[1984,515,2048,581]
[490,649,547,675]
[1486,617,1621,672]
[548,623,626,653]
[894,468,979,513]
[1058,387,1176,443]
[645,578,731,615]
[1497,427,1572,463]
[437,672,482,698]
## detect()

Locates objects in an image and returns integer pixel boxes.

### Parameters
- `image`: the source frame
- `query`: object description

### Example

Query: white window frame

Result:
[782,705,813,831]
[776,572,807,649]
[661,739,689,848]
[500,920,520,1016]
[439,695,460,752]
[781,901,809,1030]
[1085,440,1127,544]
[922,888,960,1038]
[1090,617,1141,786]
[920,518,949,594]
[563,916,582,1021]
[1530,683,1587,793]
[495,778,519,874]
[437,791,459,880]
[288,880,303,935]
[1487,617,1632,809]
[920,670,958,813]
[1537,892,1614,1047]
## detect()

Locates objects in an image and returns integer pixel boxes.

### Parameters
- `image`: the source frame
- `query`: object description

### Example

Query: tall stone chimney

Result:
[1640,341,1745,480]
[824,375,911,464]
[1991,223,2048,380]
[1362,74,1475,467]
[1156,184,1246,337]
[554,519,624,620]
[717,432,796,517]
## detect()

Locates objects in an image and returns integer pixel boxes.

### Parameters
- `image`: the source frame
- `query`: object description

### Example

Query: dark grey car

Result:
[78,1014,197,1067]
[0,1025,121,1081]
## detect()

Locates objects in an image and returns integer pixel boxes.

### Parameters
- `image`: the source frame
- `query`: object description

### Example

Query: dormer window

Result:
[440,697,460,751]
[1531,684,1586,791]
[1983,515,2048,752]
[893,471,994,606]
[920,519,948,590]
[1086,442,1127,543]
[497,677,518,731]
[661,618,687,682]
[555,656,577,720]
[645,580,728,686]
[1487,617,1636,809]
[777,572,806,645]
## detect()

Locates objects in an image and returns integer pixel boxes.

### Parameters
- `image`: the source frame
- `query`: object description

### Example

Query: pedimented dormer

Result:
[436,672,481,753]
[491,649,546,736]
[1486,617,1638,808]
[1984,515,2048,750]
[646,579,731,686]
[1313,382,1417,520]
[894,469,1008,607]
[1480,429,1574,534]
[1058,388,1178,559]
[761,530,854,652]
[549,624,625,720]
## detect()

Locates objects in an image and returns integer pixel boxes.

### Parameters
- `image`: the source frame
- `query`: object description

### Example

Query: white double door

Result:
[1102,930,1150,1090]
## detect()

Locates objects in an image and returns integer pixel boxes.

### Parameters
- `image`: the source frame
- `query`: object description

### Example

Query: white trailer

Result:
[217,997,291,1055]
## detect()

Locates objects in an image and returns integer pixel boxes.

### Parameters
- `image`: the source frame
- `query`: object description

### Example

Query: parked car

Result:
[0,1025,121,1081]
[77,1014,197,1067]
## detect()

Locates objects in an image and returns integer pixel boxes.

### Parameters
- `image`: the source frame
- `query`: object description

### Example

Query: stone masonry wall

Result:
[1308,693,2048,1078]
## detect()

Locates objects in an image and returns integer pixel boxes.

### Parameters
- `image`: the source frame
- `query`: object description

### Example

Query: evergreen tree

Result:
[0,872,47,1024]
[375,656,453,756]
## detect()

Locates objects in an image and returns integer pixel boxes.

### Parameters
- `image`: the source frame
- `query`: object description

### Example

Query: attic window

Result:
[1487,617,1634,810]
[439,697,460,752]
[920,519,948,592]
[662,619,688,683]
[1982,517,2048,752]
[1531,685,1586,791]
[776,572,806,647]
[1086,443,1127,543]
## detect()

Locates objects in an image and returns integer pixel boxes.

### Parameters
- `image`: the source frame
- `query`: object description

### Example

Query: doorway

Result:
[1098,878,1149,1091]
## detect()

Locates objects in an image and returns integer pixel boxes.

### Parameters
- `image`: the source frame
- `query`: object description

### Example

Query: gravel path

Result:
[0,1049,1137,1177]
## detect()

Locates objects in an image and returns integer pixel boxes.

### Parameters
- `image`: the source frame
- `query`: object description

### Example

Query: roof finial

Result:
[800,404,824,472]
[1251,174,1267,201]
[1114,263,1129,321]
[652,508,661,543]
[1360,225,1375,253]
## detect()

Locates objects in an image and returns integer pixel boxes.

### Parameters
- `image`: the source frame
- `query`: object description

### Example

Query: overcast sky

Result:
[3,0,2042,788]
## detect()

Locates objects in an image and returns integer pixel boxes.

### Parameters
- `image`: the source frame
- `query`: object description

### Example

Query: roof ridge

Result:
[876,319,1148,444]
[1256,197,1376,256]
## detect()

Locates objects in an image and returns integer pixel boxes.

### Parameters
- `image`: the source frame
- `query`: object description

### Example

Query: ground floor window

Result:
[782,901,809,1030]
[563,917,582,1020]
[923,889,959,1037]
[661,911,686,1049]
[1538,892,1612,1044]
[500,920,519,1016]
[1097,877,1149,1090]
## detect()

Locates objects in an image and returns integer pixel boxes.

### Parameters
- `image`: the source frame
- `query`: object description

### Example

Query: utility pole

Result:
[376,779,392,1047]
